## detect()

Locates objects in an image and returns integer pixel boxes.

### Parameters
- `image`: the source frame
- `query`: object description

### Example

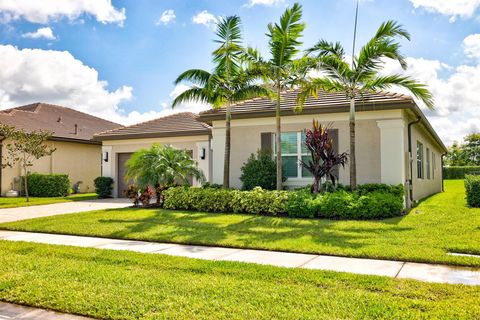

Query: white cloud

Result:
[0,45,210,126]
[192,10,217,28]
[0,0,125,25]
[379,35,480,145]
[463,34,480,62]
[409,0,480,22]
[155,9,175,26]
[244,0,285,7]
[21,27,56,40]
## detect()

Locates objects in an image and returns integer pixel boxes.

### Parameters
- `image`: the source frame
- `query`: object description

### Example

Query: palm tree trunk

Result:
[223,100,231,189]
[349,97,357,190]
[275,87,282,191]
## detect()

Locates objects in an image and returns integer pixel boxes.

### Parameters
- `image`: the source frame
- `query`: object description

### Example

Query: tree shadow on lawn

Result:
[97,209,414,253]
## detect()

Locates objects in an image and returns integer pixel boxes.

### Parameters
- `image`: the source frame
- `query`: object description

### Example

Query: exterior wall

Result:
[408,119,444,201]
[101,135,210,197]
[1,139,101,195]
[212,110,404,189]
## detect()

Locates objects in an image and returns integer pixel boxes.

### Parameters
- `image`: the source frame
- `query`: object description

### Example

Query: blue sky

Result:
[0,0,479,144]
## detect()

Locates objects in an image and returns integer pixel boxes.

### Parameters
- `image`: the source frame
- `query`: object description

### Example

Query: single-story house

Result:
[94,112,211,198]
[0,103,121,194]
[96,90,447,206]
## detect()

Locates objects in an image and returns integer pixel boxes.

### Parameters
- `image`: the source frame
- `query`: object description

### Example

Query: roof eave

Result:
[93,129,212,141]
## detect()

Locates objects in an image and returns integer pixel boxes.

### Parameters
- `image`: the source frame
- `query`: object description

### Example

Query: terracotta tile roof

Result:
[0,103,122,143]
[94,112,211,141]
[199,89,414,121]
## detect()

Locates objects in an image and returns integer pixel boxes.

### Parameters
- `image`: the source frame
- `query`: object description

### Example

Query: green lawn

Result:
[0,240,478,319]
[1,180,479,267]
[0,193,97,208]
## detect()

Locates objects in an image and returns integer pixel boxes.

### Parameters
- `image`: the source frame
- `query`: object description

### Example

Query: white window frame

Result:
[432,152,435,179]
[417,141,424,179]
[426,147,431,179]
[274,131,311,181]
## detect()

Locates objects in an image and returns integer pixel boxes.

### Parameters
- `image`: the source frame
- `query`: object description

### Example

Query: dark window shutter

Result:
[329,129,339,180]
[261,132,273,154]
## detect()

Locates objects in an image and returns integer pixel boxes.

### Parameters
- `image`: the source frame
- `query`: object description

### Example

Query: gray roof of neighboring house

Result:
[0,103,122,144]
[94,112,212,141]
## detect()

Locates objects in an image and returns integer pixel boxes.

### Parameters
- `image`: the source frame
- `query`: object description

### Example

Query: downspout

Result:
[407,116,421,206]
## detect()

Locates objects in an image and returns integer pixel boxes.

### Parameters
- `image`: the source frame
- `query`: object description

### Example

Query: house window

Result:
[279,132,312,179]
[426,147,431,179]
[432,152,435,179]
[417,141,424,179]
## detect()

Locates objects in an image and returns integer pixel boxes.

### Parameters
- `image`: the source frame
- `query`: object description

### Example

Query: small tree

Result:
[125,144,205,206]
[300,120,348,193]
[0,125,56,202]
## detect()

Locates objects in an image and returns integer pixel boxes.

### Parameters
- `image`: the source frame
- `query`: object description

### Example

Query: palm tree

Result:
[173,16,267,188]
[244,3,306,190]
[125,144,205,204]
[299,20,433,189]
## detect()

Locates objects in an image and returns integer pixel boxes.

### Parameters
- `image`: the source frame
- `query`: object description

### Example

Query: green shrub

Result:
[356,183,404,197]
[465,175,480,207]
[285,191,317,218]
[94,177,114,198]
[232,187,289,215]
[163,184,404,220]
[240,151,278,190]
[27,173,70,197]
[443,166,480,179]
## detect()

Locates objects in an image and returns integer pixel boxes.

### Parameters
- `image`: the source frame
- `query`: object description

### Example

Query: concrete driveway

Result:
[0,198,131,223]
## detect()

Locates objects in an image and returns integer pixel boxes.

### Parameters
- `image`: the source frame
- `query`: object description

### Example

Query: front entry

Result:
[117,152,133,197]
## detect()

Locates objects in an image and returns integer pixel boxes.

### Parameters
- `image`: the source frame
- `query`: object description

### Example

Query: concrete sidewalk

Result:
[1,230,479,286]
[0,198,131,223]
[0,302,90,319]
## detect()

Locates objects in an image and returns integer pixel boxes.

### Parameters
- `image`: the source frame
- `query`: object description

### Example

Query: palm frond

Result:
[305,40,345,59]
[213,15,243,74]
[232,84,271,102]
[174,69,211,86]
[362,74,434,109]
[296,77,345,111]
[267,2,305,67]
[171,87,212,108]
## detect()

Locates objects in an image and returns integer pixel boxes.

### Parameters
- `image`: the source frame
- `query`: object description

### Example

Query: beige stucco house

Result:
[97,90,447,206]
[0,103,121,194]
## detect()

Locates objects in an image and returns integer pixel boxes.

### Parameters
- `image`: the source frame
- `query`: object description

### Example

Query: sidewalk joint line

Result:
[297,255,320,268]
[394,262,407,278]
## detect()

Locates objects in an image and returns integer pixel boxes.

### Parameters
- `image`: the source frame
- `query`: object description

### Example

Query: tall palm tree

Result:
[244,2,306,190]
[299,20,433,189]
[173,16,267,188]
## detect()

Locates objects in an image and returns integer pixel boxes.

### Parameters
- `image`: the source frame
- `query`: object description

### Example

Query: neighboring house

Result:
[94,112,211,197]
[0,103,121,195]
[97,90,447,206]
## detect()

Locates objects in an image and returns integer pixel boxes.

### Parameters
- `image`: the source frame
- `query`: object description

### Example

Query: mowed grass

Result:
[1,180,479,267]
[0,193,97,208]
[0,240,479,320]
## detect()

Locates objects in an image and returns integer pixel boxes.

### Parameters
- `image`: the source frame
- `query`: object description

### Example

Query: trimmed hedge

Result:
[94,177,114,198]
[465,175,480,207]
[27,173,70,197]
[443,166,480,179]
[163,184,404,220]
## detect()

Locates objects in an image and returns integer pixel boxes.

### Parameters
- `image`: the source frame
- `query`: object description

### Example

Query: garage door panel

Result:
[117,153,133,197]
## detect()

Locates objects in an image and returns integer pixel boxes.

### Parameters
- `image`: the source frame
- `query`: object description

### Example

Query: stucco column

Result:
[211,125,225,185]
[101,145,113,178]
[376,119,405,185]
